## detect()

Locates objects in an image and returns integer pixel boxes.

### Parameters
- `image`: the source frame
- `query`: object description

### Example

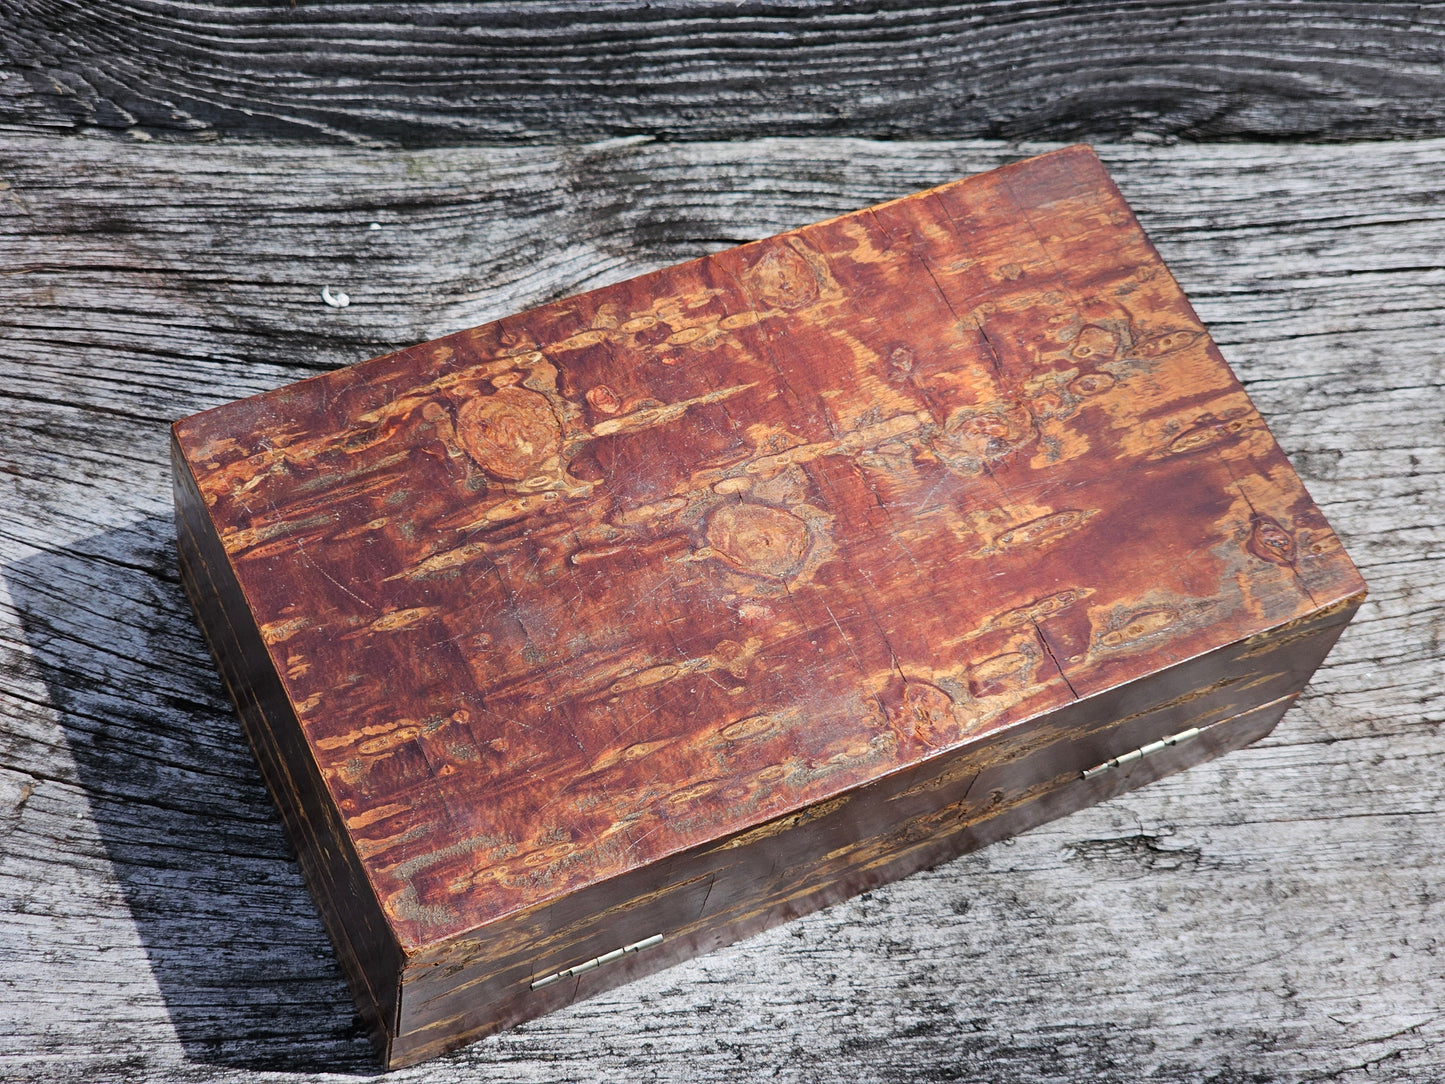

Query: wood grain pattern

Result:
[0,134,1438,1083]
[172,146,1363,1064]
[5,2,1445,145]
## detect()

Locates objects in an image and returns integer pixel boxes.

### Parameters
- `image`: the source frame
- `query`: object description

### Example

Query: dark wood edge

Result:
[171,427,405,1062]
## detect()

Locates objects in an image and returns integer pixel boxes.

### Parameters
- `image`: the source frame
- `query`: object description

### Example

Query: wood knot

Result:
[887,681,956,747]
[585,384,623,414]
[1093,596,1215,651]
[1068,371,1115,397]
[934,400,1033,473]
[743,243,820,310]
[705,502,811,579]
[1069,325,1118,360]
[1247,513,1297,566]
[455,386,561,481]
[981,588,1093,632]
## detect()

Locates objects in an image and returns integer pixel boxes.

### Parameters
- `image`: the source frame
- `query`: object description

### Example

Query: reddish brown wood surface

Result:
[171,145,1365,1065]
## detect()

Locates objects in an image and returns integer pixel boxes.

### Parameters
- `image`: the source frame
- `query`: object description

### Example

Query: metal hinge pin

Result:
[530,933,665,990]
[1080,725,1202,780]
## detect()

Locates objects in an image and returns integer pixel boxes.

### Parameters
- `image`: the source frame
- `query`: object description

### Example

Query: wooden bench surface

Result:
[0,6,1441,1079]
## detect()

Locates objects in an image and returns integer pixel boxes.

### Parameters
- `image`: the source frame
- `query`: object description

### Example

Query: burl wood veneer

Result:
[172,145,1365,1068]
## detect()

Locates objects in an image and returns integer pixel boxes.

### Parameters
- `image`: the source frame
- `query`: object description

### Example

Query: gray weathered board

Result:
[4,1,1445,145]
[0,134,1441,1082]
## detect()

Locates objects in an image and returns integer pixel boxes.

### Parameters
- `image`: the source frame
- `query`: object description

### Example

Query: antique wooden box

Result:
[172,145,1365,1068]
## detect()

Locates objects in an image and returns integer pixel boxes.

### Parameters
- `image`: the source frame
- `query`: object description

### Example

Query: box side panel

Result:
[386,597,1358,1067]
[171,433,404,1059]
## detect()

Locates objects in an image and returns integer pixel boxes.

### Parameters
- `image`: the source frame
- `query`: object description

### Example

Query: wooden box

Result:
[172,145,1365,1068]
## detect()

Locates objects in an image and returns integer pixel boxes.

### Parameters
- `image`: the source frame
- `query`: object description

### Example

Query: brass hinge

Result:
[1080,725,1201,780]
[530,933,664,990]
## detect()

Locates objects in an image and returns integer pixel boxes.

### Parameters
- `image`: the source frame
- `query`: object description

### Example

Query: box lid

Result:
[173,145,1364,954]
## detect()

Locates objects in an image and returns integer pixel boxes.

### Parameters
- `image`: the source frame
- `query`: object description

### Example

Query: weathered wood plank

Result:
[3,3,1445,145]
[0,135,1441,1081]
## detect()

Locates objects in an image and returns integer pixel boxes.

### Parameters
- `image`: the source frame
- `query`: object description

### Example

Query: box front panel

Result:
[387,597,1357,1066]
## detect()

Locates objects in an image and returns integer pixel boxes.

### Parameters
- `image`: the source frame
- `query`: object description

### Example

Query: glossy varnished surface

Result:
[171,145,1365,1062]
